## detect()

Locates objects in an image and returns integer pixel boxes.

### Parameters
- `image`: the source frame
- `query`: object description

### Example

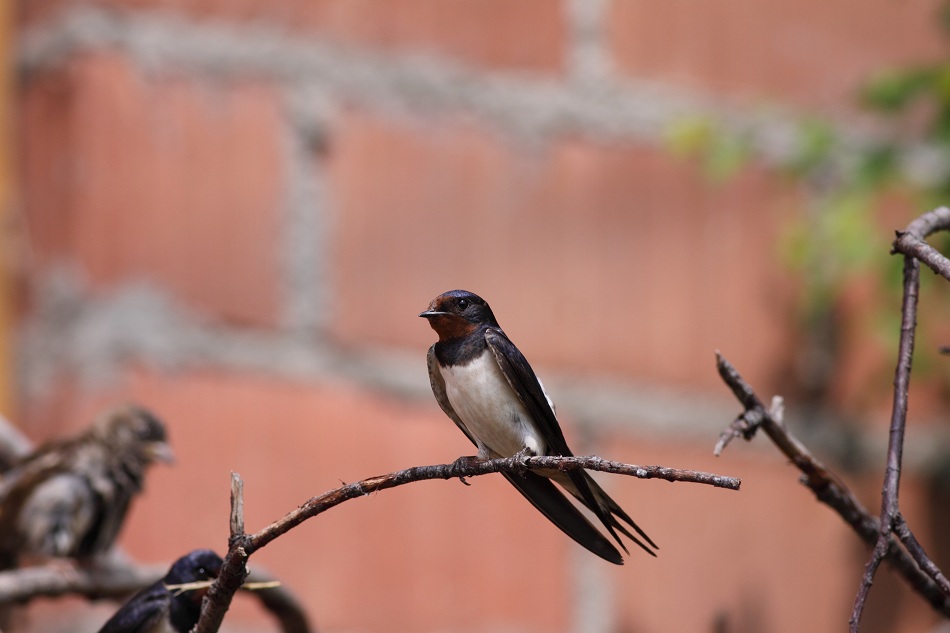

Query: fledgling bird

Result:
[421,290,657,564]
[0,405,174,569]
[96,549,223,633]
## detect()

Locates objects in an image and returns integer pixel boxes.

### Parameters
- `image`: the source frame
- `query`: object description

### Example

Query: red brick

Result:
[18,368,572,632]
[328,111,794,393]
[18,52,284,326]
[302,0,567,72]
[18,0,566,73]
[607,0,947,110]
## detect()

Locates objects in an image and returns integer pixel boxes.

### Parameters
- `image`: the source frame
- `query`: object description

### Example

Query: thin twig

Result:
[192,473,250,633]
[194,455,739,632]
[892,206,950,279]
[851,255,920,631]
[0,561,165,604]
[230,472,245,540]
[894,512,950,595]
[249,456,738,553]
[714,352,950,619]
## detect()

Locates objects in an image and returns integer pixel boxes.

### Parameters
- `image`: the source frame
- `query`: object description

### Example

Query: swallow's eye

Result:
[457,298,469,310]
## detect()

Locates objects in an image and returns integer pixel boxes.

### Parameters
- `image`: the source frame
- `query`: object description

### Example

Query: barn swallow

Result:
[96,549,223,633]
[0,405,174,569]
[421,290,657,564]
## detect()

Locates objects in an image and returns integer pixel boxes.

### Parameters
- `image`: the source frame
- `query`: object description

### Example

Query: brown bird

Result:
[0,405,174,569]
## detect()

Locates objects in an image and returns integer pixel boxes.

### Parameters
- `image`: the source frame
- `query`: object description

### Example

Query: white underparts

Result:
[440,351,549,459]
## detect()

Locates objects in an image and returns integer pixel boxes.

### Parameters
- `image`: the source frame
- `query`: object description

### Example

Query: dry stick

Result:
[0,562,165,604]
[192,454,741,633]
[850,255,920,631]
[894,512,950,595]
[893,206,950,281]
[871,212,950,599]
[714,352,950,619]
[889,206,950,597]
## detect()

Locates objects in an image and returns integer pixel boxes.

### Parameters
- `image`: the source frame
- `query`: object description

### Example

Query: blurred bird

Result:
[0,405,174,569]
[421,290,657,564]
[96,549,222,633]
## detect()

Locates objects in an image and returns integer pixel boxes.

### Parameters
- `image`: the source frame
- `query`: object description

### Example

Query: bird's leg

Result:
[512,447,534,475]
[449,455,483,486]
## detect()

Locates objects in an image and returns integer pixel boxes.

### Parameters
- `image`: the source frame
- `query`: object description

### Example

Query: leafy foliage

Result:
[665,4,950,402]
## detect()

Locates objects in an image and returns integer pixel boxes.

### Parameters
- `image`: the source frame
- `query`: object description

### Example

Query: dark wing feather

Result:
[576,471,657,554]
[96,582,170,633]
[502,470,623,564]
[485,328,654,555]
[484,329,575,456]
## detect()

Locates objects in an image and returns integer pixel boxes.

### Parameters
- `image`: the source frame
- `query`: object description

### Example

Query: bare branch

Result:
[714,352,950,619]
[192,472,251,633]
[851,255,921,630]
[194,454,739,632]
[0,561,164,604]
[230,472,245,539]
[894,512,950,595]
[892,206,950,279]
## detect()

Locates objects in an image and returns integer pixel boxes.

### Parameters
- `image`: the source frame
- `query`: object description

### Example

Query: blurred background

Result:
[2,0,950,631]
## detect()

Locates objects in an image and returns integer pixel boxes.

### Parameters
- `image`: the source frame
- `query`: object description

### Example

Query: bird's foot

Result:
[514,447,534,461]
[512,448,534,475]
[450,455,482,486]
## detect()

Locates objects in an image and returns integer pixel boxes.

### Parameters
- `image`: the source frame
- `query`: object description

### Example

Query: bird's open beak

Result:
[147,441,176,464]
[419,310,448,319]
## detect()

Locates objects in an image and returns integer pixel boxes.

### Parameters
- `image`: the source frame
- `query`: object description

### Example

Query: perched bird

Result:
[96,549,223,633]
[421,290,657,564]
[0,405,174,569]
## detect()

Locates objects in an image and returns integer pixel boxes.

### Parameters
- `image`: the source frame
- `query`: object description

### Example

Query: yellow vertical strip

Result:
[0,0,12,415]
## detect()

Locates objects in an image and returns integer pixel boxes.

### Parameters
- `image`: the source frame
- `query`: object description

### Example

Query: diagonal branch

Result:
[714,352,950,619]
[894,512,950,596]
[193,454,740,632]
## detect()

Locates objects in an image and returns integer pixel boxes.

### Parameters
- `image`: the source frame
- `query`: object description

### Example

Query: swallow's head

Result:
[164,549,224,629]
[164,549,223,588]
[419,290,498,340]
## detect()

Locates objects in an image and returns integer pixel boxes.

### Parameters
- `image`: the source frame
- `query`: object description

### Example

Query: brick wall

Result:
[9,2,948,632]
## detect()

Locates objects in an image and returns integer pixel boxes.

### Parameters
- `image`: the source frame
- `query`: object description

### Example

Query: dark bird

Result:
[0,405,174,569]
[96,549,222,633]
[421,290,657,564]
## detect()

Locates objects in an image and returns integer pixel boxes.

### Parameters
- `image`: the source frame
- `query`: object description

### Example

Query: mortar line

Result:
[15,5,884,165]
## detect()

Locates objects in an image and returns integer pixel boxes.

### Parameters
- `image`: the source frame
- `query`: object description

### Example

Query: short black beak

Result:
[419,310,448,319]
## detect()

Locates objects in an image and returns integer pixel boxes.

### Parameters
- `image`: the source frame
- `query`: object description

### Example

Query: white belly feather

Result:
[440,351,548,459]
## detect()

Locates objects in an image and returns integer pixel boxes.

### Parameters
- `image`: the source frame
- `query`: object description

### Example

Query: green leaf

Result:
[663,116,716,157]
